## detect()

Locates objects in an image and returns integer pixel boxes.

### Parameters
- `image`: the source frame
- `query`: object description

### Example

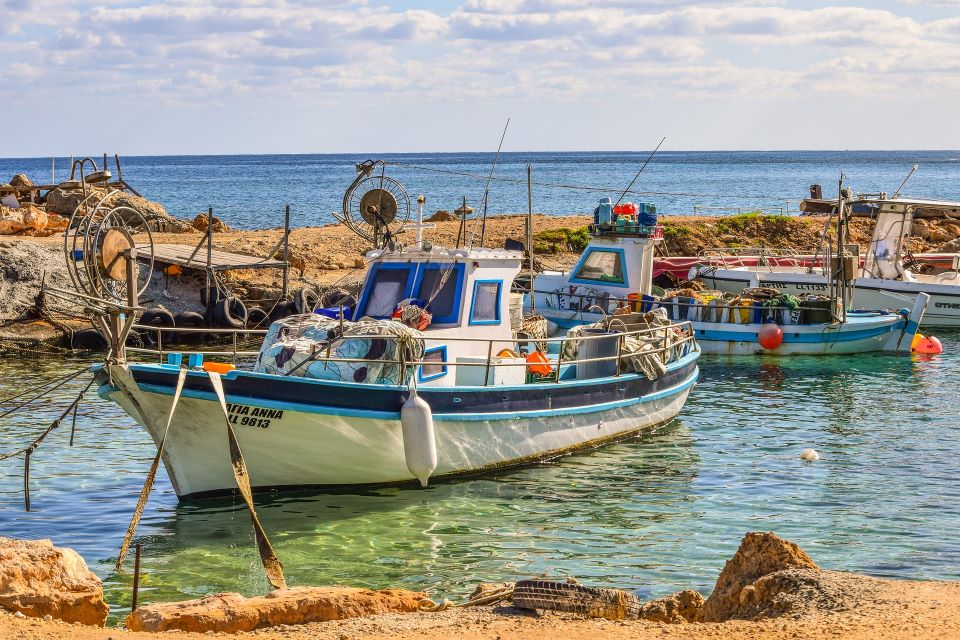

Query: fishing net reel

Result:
[63,189,155,307]
[338,160,411,248]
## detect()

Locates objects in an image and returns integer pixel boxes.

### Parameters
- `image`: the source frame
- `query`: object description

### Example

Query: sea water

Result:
[0,341,958,623]
[1,151,958,228]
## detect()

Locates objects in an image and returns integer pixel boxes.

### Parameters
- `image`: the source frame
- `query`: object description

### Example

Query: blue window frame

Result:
[469,279,502,325]
[418,345,447,382]
[356,263,416,319]
[569,248,629,288]
[412,263,465,325]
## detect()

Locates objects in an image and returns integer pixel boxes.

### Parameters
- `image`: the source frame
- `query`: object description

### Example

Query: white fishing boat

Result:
[532,197,929,356]
[76,168,701,499]
[692,197,960,328]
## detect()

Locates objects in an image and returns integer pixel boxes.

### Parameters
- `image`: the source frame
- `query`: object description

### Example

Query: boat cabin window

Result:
[573,249,625,285]
[469,280,501,325]
[363,266,412,318]
[419,346,447,382]
[415,264,464,324]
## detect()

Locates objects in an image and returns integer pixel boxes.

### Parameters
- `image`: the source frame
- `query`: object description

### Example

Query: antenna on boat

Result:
[613,137,665,209]
[470,118,510,248]
[893,164,919,199]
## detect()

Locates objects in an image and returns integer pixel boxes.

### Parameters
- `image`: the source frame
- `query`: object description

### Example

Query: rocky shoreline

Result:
[2,532,958,639]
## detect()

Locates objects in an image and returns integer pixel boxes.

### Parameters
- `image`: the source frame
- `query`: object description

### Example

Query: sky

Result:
[1,0,959,156]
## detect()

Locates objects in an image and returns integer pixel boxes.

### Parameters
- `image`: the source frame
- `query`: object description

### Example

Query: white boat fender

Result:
[401,388,437,487]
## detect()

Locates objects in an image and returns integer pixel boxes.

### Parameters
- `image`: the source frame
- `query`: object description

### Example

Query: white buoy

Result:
[800,448,820,462]
[401,388,437,487]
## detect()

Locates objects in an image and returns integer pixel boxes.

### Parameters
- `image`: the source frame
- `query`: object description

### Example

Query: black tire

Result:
[140,308,176,347]
[246,307,269,329]
[214,297,248,329]
[294,287,320,314]
[173,311,206,343]
[269,300,294,322]
[511,580,641,620]
[71,328,108,351]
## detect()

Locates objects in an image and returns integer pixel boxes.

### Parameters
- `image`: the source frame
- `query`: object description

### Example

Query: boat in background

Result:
[691,197,960,327]
[532,196,931,356]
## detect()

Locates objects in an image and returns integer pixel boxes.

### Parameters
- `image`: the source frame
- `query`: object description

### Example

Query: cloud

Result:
[0,0,958,108]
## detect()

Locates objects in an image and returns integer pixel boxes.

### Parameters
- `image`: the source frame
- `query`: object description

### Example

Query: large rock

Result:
[10,173,35,189]
[637,589,704,623]
[0,537,108,626]
[45,185,193,232]
[192,212,230,233]
[0,204,48,234]
[701,532,818,622]
[125,586,427,633]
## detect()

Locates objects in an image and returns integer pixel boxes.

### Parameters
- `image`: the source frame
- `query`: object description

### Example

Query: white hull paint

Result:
[699,269,960,328]
[104,365,697,498]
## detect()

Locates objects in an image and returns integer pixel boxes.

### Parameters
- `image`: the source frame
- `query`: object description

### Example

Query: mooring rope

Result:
[208,372,287,590]
[417,585,515,612]
[0,366,88,410]
[0,375,96,511]
[115,367,188,572]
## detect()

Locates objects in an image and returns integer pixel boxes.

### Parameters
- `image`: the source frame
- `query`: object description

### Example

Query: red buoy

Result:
[914,335,943,355]
[758,323,783,349]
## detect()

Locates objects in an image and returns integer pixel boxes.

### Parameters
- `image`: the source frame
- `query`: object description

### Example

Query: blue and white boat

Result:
[98,236,700,498]
[532,198,928,356]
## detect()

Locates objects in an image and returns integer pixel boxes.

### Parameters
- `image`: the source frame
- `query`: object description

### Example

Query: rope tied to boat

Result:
[0,373,96,511]
[115,367,188,572]
[208,371,287,590]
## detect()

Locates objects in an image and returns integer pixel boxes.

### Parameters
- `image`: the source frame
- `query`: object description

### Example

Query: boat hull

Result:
[100,354,699,498]
[698,269,960,328]
[539,310,916,355]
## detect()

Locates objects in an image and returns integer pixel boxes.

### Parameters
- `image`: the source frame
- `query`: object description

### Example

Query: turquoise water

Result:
[2,151,958,228]
[1,339,959,624]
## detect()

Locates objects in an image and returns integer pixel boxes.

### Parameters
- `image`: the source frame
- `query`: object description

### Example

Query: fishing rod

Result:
[613,137,665,209]
[469,118,510,248]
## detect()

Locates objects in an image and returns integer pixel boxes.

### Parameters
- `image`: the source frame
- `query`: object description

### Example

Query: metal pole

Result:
[23,448,31,512]
[132,544,142,612]
[282,205,290,301]
[206,207,214,314]
[483,340,493,386]
[527,164,535,314]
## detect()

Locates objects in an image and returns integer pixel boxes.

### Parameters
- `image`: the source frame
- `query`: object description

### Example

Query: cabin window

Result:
[419,346,447,381]
[573,249,625,285]
[363,266,411,318]
[470,280,501,325]
[415,264,464,324]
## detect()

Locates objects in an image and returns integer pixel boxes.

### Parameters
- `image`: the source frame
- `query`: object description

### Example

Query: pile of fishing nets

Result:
[563,308,693,380]
[255,313,425,384]
[653,287,835,325]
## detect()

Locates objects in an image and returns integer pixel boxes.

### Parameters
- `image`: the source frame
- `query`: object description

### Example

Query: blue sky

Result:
[1,0,958,156]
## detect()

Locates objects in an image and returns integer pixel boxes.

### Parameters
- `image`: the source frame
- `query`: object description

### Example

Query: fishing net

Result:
[255,314,424,384]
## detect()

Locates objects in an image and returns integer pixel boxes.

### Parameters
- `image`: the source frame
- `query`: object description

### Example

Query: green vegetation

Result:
[534,226,590,253]
[661,221,694,243]
[715,211,790,236]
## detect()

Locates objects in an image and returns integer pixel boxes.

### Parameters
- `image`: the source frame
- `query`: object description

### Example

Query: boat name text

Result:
[225,403,283,428]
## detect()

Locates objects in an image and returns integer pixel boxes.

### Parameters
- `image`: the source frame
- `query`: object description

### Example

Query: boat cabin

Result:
[533,198,662,326]
[357,244,523,386]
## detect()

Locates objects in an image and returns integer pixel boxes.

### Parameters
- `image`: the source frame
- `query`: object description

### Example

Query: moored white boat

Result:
[93,184,700,498]
[693,198,960,327]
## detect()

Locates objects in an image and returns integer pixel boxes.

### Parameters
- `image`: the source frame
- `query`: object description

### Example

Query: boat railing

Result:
[125,320,697,384]
[697,247,808,270]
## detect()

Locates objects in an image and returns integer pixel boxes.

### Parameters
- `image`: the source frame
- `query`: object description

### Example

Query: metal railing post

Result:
[483,341,493,386]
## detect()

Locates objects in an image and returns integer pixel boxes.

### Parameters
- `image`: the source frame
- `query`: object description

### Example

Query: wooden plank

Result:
[141,244,286,270]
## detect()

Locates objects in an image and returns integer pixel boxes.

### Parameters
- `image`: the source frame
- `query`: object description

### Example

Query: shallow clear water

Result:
[1,339,959,624]
[2,150,958,228]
